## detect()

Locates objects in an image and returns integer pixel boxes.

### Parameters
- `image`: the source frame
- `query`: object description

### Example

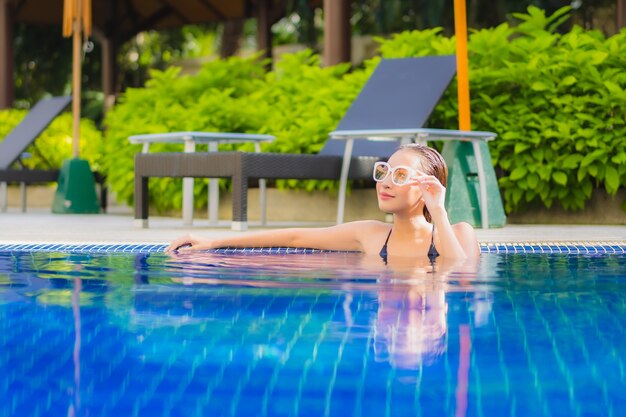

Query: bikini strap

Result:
[431,224,435,246]
[379,228,393,264]
[383,228,393,247]
[428,224,439,261]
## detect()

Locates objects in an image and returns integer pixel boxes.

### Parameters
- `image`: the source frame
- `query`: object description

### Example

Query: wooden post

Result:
[618,0,626,30]
[100,0,117,113]
[256,0,272,62]
[323,0,351,66]
[454,0,471,131]
[101,36,117,111]
[0,0,14,109]
[221,19,244,58]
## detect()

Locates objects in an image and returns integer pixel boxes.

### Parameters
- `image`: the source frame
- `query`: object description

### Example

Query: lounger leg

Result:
[208,178,219,225]
[134,175,149,228]
[231,173,248,231]
[20,182,26,213]
[182,140,196,226]
[259,178,267,226]
[94,172,108,213]
[472,140,489,229]
[100,185,108,213]
[208,142,219,225]
[182,177,194,226]
[0,182,7,212]
[253,143,267,226]
[336,138,354,224]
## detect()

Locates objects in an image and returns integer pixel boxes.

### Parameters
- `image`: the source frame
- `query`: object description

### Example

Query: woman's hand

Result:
[165,234,214,252]
[412,170,479,259]
[413,170,446,214]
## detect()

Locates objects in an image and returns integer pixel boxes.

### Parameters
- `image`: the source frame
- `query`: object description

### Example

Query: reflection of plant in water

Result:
[35,289,96,307]
[7,251,169,284]
[8,251,108,281]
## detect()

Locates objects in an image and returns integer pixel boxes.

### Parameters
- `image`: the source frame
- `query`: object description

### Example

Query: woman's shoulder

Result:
[450,221,477,239]
[450,221,478,244]
[339,220,391,255]
[451,221,475,233]
[450,221,480,258]
[346,219,391,231]
[339,220,390,239]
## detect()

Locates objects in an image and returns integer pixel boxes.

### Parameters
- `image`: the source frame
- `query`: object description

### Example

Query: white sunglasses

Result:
[373,162,417,186]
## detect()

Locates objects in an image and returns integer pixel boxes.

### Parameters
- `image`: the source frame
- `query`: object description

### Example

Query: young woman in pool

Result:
[166,144,480,260]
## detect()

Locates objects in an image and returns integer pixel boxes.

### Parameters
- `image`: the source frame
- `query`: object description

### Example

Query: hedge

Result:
[4,7,623,214]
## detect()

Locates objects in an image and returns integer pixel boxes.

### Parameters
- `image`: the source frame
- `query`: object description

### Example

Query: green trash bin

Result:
[442,141,506,228]
[52,158,100,214]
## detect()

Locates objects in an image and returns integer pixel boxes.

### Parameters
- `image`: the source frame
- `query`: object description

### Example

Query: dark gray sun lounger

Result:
[0,96,107,212]
[135,55,461,230]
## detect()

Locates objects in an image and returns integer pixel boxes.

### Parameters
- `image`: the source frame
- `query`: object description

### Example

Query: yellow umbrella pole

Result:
[71,0,82,158]
[454,0,471,131]
[63,0,84,158]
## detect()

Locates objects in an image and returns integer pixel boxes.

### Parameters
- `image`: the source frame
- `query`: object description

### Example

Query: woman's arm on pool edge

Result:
[165,221,376,253]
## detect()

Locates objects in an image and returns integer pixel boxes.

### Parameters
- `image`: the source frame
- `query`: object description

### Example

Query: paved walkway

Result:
[0,209,624,245]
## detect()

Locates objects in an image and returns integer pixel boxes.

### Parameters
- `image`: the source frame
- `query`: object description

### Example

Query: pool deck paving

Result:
[0,208,624,245]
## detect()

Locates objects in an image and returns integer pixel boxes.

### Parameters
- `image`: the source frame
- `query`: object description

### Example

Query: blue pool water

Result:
[1,245,625,417]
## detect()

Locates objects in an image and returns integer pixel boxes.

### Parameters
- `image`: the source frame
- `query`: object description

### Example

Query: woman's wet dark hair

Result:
[398,144,448,223]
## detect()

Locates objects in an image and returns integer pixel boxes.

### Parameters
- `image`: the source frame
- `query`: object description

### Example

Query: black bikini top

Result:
[379,225,439,265]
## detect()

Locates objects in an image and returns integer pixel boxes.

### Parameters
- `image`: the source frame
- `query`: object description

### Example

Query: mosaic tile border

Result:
[0,243,331,254]
[0,242,624,254]
[479,242,626,254]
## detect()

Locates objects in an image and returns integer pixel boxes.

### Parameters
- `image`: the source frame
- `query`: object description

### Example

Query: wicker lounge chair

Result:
[135,55,459,230]
[0,96,106,212]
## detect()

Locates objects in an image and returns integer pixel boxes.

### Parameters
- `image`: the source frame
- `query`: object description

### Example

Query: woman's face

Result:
[376,150,424,215]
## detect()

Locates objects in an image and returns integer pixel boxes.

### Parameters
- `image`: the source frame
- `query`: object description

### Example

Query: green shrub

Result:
[102,6,626,214]
[102,51,369,211]
[377,6,626,212]
[255,52,375,191]
[102,55,269,212]
[0,109,104,172]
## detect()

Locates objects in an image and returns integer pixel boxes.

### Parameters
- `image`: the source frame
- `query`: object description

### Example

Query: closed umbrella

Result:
[446,0,507,229]
[52,0,100,213]
[454,0,470,131]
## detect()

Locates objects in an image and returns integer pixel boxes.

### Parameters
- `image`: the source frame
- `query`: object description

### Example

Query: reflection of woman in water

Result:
[165,251,483,371]
[167,145,479,261]
[363,255,482,370]
[362,256,453,369]
[374,281,448,369]
[166,233,484,372]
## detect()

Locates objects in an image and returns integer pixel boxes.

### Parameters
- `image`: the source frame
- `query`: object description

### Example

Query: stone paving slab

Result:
[0,210,624,245]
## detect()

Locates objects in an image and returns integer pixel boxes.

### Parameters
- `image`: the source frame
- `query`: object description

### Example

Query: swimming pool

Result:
[1,243,625,416]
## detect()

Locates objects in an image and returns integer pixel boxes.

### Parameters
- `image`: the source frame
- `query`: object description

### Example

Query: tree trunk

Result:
[0,0,14,109]
[618,0,626,29]
[323,0,351,66]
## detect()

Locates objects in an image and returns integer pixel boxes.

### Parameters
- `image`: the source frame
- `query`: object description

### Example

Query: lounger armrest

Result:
[329,128,497,142]
[412,128,497,142]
